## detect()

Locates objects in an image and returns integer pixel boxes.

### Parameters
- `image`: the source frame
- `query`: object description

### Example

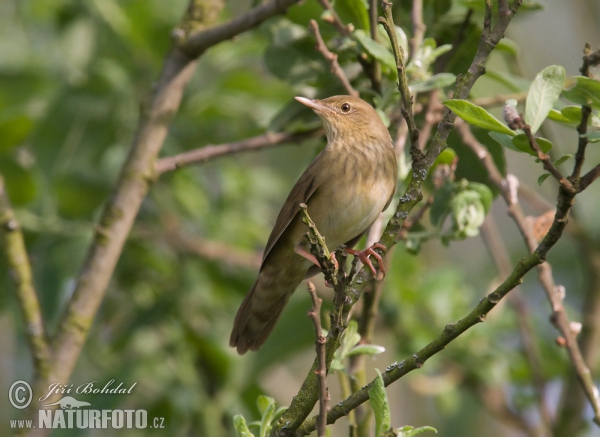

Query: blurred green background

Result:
[1,0,600,436]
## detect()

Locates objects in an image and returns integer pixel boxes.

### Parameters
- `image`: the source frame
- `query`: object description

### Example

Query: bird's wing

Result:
[261,151,326,264]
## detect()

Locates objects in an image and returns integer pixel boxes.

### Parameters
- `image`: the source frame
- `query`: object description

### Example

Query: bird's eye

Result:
[341,103,351,112]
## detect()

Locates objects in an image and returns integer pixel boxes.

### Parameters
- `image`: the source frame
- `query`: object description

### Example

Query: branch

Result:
[378,1,421,158]
[410,0,426,59]
[155,129,322,175]
[580,163,600,192]
[503,107,574,192]
[308,20,359,97]
[182,0,304,56]
[457,118,600,428]
[307,282,328,437]
[0,175,50,378]
[30,0,304,425]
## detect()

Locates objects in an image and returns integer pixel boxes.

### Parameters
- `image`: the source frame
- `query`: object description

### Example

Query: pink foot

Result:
[345,243,387,279]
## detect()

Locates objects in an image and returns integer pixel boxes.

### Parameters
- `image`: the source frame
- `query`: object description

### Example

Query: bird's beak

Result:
[295,96,330,113]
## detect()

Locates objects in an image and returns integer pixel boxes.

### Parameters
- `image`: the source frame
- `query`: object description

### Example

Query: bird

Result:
[230,95,398,354]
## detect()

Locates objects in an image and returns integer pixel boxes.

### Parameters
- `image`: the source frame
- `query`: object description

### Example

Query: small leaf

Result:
[525,65,565,133]
[511,134,553,155]
[495,38,519,57]
[347,344,386,357]
[537,173,551,186]
[554,154,573,165]
[433,147,457,167]
[354,29,396,71]
[563,76,600,110]
[489,131,520,153]
[335,0,370,30]
[410,73,456,93]
[234,415,255,437]
[429,182,454,226]
[398,425,438,436]
[547,108,575,124]
[443,99,515,136]
[580,132,600,143]
[369,370,391,437]
[465,182,493,214]
[257,396,275,416]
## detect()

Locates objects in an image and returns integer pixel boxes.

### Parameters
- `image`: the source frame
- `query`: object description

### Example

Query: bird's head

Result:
[295,95,391,147]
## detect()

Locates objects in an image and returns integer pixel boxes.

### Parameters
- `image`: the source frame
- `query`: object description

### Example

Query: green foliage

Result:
[430,179,492,241]
[369,370,391,437]
[233,396,287,437]
[525,65,565,133]
[443,99,516,136]
[330,320,385,372]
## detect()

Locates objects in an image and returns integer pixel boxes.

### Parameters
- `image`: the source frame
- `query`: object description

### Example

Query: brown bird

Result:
[230,95,398,354]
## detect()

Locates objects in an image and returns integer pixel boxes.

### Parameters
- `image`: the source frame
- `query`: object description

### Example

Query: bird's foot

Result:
[345,243,387,279]
[295,244,338,288]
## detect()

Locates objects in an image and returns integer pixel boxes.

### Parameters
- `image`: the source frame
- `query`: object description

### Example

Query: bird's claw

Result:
[345,243,387,279]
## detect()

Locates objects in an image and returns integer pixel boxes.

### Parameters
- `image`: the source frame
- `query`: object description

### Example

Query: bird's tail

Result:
[230,267,301,354]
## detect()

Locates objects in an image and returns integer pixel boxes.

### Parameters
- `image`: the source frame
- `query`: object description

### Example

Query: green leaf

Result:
[434,147,457,167]
[0,115,33,152]
[495,38,519,57]
[443,99,515,136]
[562,76,600,110]
[547,108,575,124]
[525,65,565,133]
[537,173,551,186]
[354,29,396,71]
[369,370,391,437]
[410,73,456,93]
[397,425,438,436]
[256,396,275,416]
[511,134,553,155]
[429,182,454,226]
[347,344,385,357]
[234,415,255,437]
[554,154,573,165]
[581,131,600,143]
[465,182,493,214]
[489,131,520,153]
[335,0,370,31]
[451,186,487,239]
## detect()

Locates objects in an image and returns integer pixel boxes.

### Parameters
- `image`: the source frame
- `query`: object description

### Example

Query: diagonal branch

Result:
[0,175,50,379]
[155,128,322,175]
[308,20,359,97]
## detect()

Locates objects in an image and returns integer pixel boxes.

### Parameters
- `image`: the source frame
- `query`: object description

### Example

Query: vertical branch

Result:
[307,282,328,437]
[378,1,421,158]
[0,176,50,378]
[410,0,426,58]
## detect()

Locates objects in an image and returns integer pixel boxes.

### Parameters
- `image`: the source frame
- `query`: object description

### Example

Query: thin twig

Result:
[480,217,552,434]
[503,108,574,191]
[308,20,359,97]
[457,118,600,428]
[307,282,328,437]
[0,175,50,378]
[410,0,426,59]
[470,91,528,108]
[155,129,322,175]
[183,0,304,56]
[580,163,600,192]
[378,1,421,159]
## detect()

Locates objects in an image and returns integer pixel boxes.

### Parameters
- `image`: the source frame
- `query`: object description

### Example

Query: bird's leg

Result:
[294,244,320,267]
[295,244,338,287]
[345,243,387,279]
